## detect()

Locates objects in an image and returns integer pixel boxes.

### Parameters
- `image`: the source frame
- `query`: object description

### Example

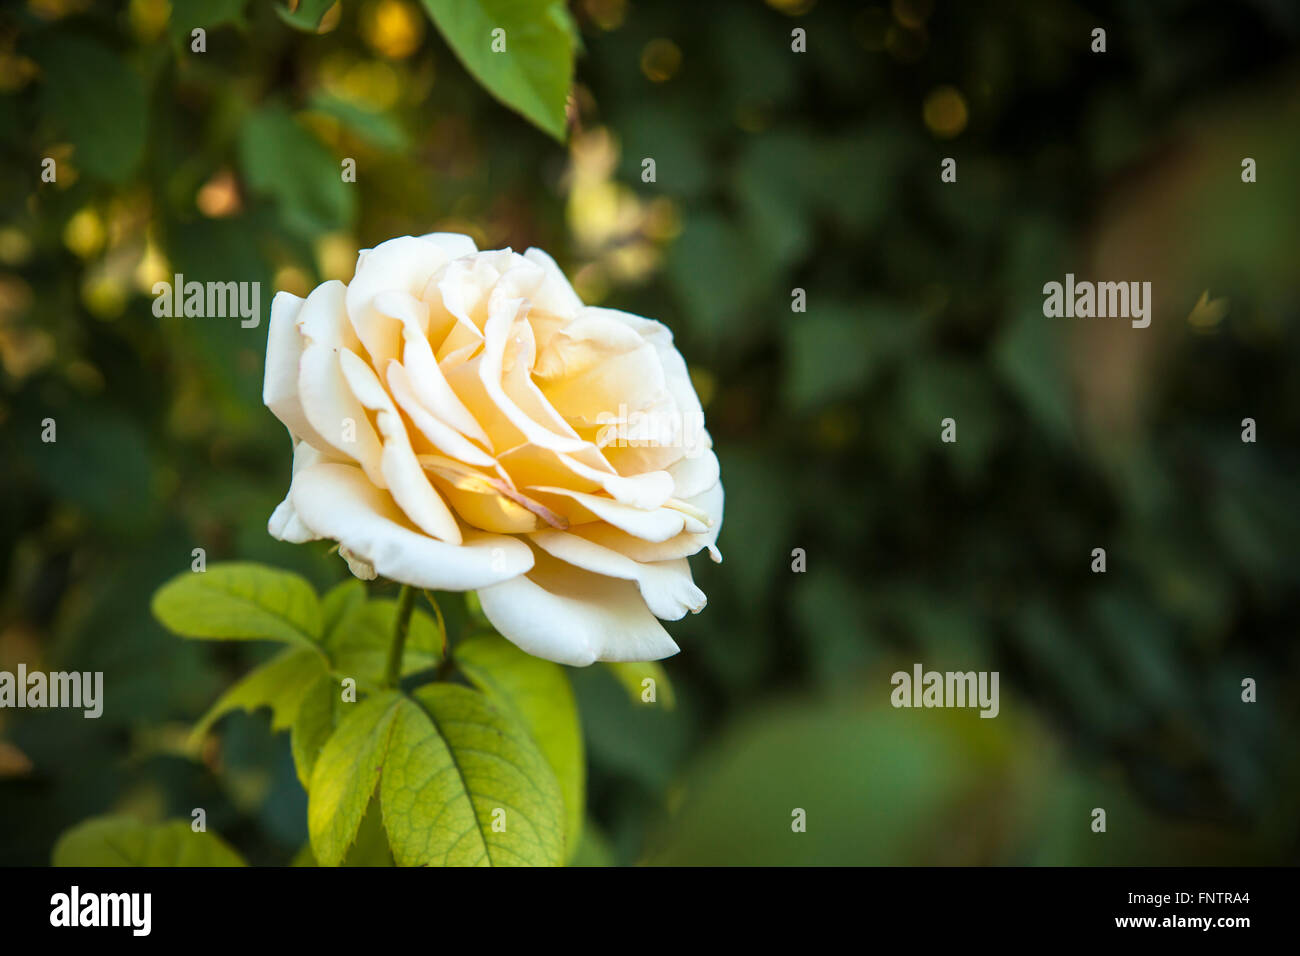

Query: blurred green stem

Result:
[422,589,449,658]
[385,585,416,688]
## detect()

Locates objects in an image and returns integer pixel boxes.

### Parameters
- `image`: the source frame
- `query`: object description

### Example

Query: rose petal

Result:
[387,361,499,470]
[497,442,674,510]
[531,530,705,621]
[522,247,584,320]
[666,449,721,500]
[290,462,532,590]
[534,312,667,428]
[337,348,462,544]
[268,442,330,544]
[443,298,588,455]
[383,293,492,448]
[428,250,540,362]
[526,485,687,542]
[296,280,387,488]
[263,291,332,449]
[591,305,711,458]
[347,233,477,368]
[417,454,557,534]
[568,480,724,562]
[476,550,680,665]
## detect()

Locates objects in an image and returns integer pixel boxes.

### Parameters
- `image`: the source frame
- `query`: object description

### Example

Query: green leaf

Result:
[455,633,584,857]
[344,794,397,865]
[33,35,148,183]
[419,0,575,141]
[290,672,341,788]
[321,579,367,640]
[152,562,322,649]
[307,691,403,866]
[294,799,395,866]
[605,661,676,709]
[325,597,443,685]
[274,0,336,32]
[381,685,565,866]
[647,700,1038,865]
[238,102,356,240]
[307,93,410,151]
[53,817,245,867]
[783,301,923,411]
[189,647,328,748]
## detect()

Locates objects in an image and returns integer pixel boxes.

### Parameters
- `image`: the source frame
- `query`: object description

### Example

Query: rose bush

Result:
[263,233,722,665]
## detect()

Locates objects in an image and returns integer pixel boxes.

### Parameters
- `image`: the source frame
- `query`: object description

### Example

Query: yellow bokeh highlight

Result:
[923,85,968,138]
[643,198,682,242]
[0,53,37,93]
[273,266,313,298]
[63,208,105,259]
[196,169,242,218]
[0,274,52,378]
[765,0,816,15]
[607,241,659,283]
[583,0,627,31]
[342,59,403,110]
[0,228,33,267]
[128,0,170,41]
[316,233,359,282]
[135,233,171,293]
[81,271,127,319]
[43,144,78,189]
[640,39,682,83]
[361,0,425,60]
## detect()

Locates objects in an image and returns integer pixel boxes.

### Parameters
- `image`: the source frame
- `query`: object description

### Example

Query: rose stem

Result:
[421,589,448,658]
[385,584,417,689]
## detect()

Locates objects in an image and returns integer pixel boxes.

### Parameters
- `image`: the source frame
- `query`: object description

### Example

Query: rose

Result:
[262,233,723,666]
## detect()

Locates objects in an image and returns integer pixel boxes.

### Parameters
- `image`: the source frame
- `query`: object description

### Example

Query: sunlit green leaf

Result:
[605,660,676,709]
[455,633,584,857]
[290,671,340,788]
[419,0,574,141]
[188,647,327,748]
[307,691,402,866]
[324,597,443,685]
[152,562,322,649]
[321,579,367,640]
[53,817,245,867]
[381,685,564,866]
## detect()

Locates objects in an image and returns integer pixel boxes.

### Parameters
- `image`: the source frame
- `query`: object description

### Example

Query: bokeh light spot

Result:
[923,85,968,138]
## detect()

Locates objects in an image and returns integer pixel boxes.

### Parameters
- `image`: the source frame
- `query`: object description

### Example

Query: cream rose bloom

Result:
[263,233,722,666]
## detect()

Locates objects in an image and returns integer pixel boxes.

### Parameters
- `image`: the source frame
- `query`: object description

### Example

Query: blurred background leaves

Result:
[1,0,1298,865]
